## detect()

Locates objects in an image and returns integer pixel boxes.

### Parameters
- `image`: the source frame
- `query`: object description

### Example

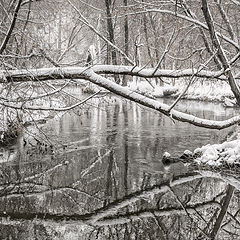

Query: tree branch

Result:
[214,0,237,42]
[152,29,175,76]
[1,90,100,111]
[129,9,240,50]
[94,201,220,226]
[1,66,240,129]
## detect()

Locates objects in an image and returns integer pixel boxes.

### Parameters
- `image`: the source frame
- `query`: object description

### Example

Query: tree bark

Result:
[122,0,129,86]
[105,0,120,83]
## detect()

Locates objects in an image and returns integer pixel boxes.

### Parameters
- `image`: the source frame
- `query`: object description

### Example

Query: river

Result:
[0,95,240,239]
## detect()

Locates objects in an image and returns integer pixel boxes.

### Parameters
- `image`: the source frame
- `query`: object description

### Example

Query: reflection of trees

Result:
[104,104,119,205]
[1,166,240,239]
[122,104,129,196]
[209,185,234,239]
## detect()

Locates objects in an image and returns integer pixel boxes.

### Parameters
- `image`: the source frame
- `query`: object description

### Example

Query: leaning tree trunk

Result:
[201,0,240,106]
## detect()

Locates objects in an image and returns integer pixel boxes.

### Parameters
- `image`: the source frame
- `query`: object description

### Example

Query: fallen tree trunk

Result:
[0,65,228,83]
[0,66,240,129]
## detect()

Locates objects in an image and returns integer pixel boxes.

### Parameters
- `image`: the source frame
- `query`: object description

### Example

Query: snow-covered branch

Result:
[168,52,218,112]
[230,0,240,6]
[198,171,240,191]
[83,69,240,130]
[84,173,204,224]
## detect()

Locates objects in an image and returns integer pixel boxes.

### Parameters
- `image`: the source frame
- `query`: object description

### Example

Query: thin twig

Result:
[152,29,175,76]
[167,51,218,112]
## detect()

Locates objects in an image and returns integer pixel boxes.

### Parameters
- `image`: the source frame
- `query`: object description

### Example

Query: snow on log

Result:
[82,69,240,130]
[0,66,240,129]
[0,65,227,83]
[93,65,226,80]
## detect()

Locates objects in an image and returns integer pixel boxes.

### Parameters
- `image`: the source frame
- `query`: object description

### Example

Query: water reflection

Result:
[0,96,240,239]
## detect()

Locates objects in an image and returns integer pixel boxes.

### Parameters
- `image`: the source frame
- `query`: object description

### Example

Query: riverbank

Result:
[128,78,235,104]
[162,124,240,169]
[194,133,240,167]
[71,77,236,106]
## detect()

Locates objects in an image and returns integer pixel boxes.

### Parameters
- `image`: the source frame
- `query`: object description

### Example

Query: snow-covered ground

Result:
[162,134,240,168]
[194,137,240,166]
[128,78,234,102]
[174,79,234,102]
[128,80,178,98]
[67,76,235,104]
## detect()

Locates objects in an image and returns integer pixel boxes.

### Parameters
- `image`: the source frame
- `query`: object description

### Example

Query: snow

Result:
[184,149,193,155]
[163,152,171,158]
[174,80,234,102]
[1,66,240,130]
[128,77,234,103]
[128,80,178,98]
[194,139,240,166]
[0,65,233,104]
[0,65,227,84]
[223,97,237,107]
[82,69,240,130]
[92,65,225,80]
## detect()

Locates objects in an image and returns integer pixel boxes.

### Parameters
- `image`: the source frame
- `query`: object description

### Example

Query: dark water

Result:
[0,96,240,239]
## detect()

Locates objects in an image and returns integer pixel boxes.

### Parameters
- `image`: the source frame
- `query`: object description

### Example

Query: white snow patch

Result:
[184,150,192,155]
[195,139,240,166]
[174,80,234,102]
[128,81,178,98]
[128,77,233,103]
[163,152,171,158]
